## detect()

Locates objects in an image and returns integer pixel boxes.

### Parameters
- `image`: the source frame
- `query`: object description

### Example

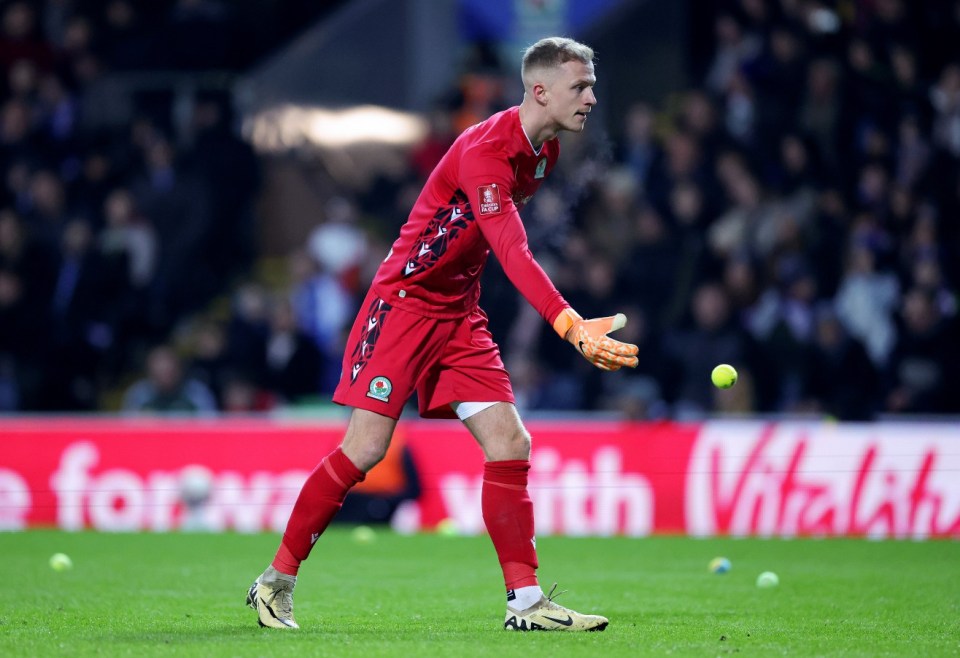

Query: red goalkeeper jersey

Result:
[371,106,570,325]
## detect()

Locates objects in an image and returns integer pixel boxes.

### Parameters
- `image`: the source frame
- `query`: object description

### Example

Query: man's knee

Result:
[464,402,532,461]
[509,425,532,451]
[342,439,389,472]
[340,409,397,472]
[488,425,531,461]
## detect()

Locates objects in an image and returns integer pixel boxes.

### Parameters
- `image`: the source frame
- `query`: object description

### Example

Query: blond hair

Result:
[521,37,594,87]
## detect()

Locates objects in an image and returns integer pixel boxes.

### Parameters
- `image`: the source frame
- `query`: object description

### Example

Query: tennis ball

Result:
[711,363,738,389]
[709,557,731,574]
[436,518,459,536]
[351,525,376,544]
[49,552,73,572]
[756,571,779,588]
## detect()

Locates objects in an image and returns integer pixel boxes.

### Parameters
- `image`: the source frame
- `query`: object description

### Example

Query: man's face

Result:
[545,60,597,133]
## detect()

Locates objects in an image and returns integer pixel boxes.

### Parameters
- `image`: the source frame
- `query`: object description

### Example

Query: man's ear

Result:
[532,82,548,105]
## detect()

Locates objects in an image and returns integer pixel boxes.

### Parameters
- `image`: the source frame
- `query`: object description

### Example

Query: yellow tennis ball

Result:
[351,525,376,544]
[756,571,779,588]
[711,364,738,389]
[436,518,460,536]
[49,553,73,572]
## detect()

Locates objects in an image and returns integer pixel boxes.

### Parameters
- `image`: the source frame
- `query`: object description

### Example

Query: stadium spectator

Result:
[96,0,153,71]
[665,281,746,418]
[744,256,819,412]
[24,168,70,247]
[262,296,324,404]
[834,242,900,369]
[220,371,276,413]
[0,2,54,77]
[884,286,960,414]
[599,304,677,419]
[705,12,762,95]
[224,282,270,376]
[185,320,231,407]
[616,102,658,194]
[929,63,960,158]
[0,268,39,408]
[287,247,353,393]
[619,204,682,329]
[131,132,215,322]
[306,195,368,296]
[121,344,217,414]
[183,92,260,287]
[46,218,128,410]
[800,304,878,421]
[580,166,638,265]
[98,187,157,291]
[798,57,842,175]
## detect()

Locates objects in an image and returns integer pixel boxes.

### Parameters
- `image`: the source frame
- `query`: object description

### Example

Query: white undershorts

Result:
[450,401,499,421]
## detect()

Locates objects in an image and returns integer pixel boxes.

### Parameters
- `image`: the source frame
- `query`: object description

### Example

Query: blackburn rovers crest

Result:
[366,376,392,402]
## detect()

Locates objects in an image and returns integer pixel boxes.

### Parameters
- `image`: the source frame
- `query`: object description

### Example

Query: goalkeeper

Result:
[247,36,637,633]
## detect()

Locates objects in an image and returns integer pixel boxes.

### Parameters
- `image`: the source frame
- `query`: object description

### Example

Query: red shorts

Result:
[332,290,514,419]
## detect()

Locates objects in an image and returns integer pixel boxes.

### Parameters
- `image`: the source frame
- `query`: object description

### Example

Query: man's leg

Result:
[247,409,396,629]
[461,402,608,632]
[461,402,539,592]
[273,409,396,573]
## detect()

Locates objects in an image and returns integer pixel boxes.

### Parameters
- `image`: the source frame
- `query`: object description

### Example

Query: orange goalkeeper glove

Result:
[552,308,639,371]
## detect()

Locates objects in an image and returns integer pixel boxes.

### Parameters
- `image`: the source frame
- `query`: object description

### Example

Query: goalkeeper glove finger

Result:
[553,310,639,370]
[591,357,622,372]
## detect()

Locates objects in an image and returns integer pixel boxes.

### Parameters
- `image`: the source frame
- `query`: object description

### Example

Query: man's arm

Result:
[480,208,568,325]
[463,150,637,371]
[478,208,638,371]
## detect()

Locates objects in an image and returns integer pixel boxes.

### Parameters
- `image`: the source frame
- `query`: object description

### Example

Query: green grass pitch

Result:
[1,529,957,657]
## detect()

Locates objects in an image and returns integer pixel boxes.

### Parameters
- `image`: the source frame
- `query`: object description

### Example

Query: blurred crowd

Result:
[2,0,959,420]
[518,0,960,420]
[562,0,960,420]
[0,0,336,411]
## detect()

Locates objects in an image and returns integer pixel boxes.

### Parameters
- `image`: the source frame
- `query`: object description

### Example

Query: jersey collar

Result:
[515,106,544,156]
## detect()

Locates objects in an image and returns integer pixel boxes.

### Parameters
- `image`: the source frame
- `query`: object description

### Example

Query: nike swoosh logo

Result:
[578,341,586,354]
[543,615,574,626]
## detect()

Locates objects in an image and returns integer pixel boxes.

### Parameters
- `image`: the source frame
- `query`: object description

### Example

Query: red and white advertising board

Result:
[0,418,957,538]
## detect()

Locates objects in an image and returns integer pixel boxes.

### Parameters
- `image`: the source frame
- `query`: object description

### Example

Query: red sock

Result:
[482,459,539,590]
[272,447,365,575]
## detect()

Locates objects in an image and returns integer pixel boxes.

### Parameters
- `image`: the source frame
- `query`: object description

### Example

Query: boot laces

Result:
[542,583,570,610]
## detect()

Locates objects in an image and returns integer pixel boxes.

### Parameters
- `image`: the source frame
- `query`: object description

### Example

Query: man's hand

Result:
[553,309,639,371]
